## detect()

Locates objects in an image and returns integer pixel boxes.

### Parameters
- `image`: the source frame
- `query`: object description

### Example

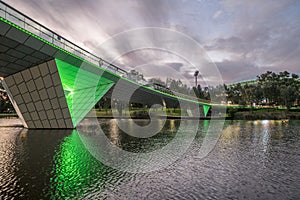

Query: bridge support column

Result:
[3,60,74,129]
[3,58,115,129]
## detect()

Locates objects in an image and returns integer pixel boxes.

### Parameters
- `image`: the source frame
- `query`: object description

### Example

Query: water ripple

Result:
[0,119,299,199]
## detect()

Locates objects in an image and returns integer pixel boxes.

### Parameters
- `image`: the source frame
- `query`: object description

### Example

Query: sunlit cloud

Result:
[6,0,300,84]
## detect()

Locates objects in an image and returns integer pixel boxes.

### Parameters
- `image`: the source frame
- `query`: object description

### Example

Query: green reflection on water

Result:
[47,130,115,199]
[45,120,219,198]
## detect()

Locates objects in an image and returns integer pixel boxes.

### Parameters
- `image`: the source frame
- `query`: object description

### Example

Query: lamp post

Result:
[194,70,199,87]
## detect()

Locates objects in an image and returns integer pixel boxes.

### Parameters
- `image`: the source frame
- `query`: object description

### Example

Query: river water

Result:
[0,118,299,199]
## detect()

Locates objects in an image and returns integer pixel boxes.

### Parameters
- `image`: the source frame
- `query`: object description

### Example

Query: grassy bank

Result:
[1,107,299,120]
[0,113,18,118]
[95,108,185,118]
[227,107,300,120]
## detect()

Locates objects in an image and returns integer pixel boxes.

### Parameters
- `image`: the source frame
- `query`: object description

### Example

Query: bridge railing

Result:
[0,1,213,105]
[0,1,131,79]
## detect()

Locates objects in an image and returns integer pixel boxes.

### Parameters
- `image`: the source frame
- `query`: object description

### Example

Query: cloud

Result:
[203,0,300,82]
[5,0,300,84]
[166,62,184,71]
[214,60,261,83]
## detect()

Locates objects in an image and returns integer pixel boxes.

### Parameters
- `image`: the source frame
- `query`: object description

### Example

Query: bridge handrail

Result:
[0,1,129,78]
[0,1,214,105]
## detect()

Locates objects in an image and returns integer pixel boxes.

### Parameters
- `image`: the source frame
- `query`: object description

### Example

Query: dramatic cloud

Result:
[5,0,300,84]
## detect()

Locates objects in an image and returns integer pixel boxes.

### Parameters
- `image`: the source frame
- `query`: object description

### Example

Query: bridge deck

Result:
[0,1,212,106]
[0,1,214,128]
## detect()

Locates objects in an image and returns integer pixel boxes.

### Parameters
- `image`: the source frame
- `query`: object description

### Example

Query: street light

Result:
[194,70,199,87]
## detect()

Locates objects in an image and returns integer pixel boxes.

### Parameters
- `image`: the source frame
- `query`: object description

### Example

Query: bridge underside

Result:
[0,15,210,129]
[3,60,73,128]
[0,18,118,129]
[3,59,115,129]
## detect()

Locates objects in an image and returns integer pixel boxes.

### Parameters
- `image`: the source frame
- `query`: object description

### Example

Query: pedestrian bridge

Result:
[0,1,211,129]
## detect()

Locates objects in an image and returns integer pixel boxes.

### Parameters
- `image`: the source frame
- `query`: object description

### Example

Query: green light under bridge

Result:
[55,59,114,127]
[203,105,210,117]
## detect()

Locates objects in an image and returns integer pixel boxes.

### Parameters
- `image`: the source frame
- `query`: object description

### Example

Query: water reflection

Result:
[99,119,181,152]
[77,119,199,173]
[0,127,24,199]
[0,119,299,199]
[0,127,72,199]
[108,119,120,145]
[47,130,121,199]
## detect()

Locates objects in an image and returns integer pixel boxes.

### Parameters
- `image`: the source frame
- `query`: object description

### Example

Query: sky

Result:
[5,0,300,85]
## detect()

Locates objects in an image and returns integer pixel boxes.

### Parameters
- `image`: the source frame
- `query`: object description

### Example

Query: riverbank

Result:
[227,107,300,120]
[0,113,18,118]
[231,111,300,120]
[95,110,300,120]
[1,108,300,120]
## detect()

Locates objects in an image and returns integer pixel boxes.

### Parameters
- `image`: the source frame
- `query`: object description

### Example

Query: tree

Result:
[193,84,206,99]
[128,70,146,82]
[249,71,299,109]
[0,83,14,113]
[208,84,226,103]
[225,83,244,104]
[166,78,191,95]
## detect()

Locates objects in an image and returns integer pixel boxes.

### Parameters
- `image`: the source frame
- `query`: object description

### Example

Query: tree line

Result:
[149,71,300,109]
[0,71,299,113]
[210,71,299,109]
